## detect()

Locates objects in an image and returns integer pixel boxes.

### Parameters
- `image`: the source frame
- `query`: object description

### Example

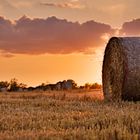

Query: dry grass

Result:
[0,90,139,140]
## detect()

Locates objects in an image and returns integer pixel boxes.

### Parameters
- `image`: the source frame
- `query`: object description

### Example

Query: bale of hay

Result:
[102,37,140,101]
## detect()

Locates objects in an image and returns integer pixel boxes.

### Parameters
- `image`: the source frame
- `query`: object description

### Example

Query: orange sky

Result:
[0,52,103,86]
[0,0,139,86]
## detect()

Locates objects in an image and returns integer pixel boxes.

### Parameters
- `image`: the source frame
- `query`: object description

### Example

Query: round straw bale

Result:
[102,37,140,101]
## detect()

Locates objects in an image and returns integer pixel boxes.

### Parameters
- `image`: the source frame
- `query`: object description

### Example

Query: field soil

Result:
[0,90,139,140]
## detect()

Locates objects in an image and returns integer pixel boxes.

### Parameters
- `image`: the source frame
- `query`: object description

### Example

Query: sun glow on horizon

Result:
[0,53,103,87]
[0,0,139,87]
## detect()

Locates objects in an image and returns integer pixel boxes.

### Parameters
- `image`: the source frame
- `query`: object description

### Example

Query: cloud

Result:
[0,16,114,56]
[120,19,140,35]
[12,1,33,8]
[40,1,85,9]
[0,52,14,58]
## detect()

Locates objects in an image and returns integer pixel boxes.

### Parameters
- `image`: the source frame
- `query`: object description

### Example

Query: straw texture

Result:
[102,37,140,101]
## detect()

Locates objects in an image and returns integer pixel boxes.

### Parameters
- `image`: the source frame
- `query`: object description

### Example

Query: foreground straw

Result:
[102,37,140,101]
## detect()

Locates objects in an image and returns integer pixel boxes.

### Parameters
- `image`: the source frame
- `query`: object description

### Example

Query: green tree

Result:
[84,83,91,90]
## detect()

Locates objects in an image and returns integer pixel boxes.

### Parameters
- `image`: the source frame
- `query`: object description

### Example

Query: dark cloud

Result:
[0,16,114,55]
[120,19,140,35]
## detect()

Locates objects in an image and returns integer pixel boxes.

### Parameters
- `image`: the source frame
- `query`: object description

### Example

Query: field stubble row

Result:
[0,90,139,140]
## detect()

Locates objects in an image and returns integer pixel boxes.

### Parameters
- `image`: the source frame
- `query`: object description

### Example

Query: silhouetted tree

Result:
[19,83,27,89]
[0,81,9,91]
[84,83,91,89]
[67,79,77,89]
[84,82,102,89]
[8,78,19,91]
[0,81,9,89]
[90,83,102,89]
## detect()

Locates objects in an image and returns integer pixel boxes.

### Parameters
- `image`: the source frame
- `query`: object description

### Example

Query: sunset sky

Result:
[0,0,140,86]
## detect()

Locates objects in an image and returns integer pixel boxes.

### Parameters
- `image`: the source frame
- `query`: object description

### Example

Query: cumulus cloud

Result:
[120,19,140,35]
[0,16,114,55]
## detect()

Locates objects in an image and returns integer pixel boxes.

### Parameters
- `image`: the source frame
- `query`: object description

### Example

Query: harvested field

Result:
[0,90,139,140]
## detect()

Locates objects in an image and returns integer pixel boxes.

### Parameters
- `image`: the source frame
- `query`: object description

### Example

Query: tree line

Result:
[0,78,102,92]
